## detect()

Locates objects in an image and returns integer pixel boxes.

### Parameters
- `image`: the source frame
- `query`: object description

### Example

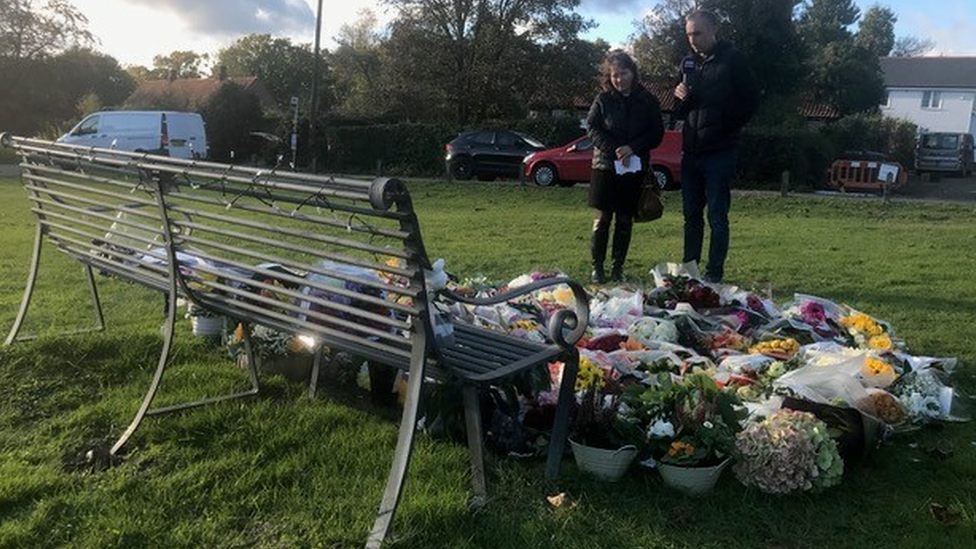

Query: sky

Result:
[68,0,976,68]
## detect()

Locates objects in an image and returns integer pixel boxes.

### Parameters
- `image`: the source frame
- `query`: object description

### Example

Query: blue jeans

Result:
[681,148,737,282]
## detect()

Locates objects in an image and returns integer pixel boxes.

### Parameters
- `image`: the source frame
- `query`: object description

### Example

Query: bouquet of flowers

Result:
[631,373,746,467]
[734,408,844,494]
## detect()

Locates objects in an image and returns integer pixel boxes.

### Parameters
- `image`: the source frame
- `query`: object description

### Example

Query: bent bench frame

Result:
[0,133,589,548]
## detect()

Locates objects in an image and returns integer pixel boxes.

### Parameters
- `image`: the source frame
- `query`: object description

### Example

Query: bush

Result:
[320,122,455,176]
[314,116,584,177]
[822,113,917,168]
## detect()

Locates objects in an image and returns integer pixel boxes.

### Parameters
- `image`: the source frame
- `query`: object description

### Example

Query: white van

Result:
[57,111,208,159]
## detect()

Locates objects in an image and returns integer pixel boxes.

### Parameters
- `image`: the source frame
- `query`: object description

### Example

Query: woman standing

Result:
[586,50,664,283]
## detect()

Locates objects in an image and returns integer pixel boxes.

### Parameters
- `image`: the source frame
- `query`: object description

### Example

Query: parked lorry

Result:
[57,111,208,159]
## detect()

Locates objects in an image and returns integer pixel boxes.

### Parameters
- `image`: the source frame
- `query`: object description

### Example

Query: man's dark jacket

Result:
[587,83,664,172]
[676,40,760,155]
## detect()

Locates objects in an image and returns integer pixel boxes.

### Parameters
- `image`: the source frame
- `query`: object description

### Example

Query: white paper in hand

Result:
[614,156,641,175]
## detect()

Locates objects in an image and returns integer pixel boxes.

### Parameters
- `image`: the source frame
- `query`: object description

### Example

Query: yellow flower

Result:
[575,357,605,392]
[667,441,696,457]
[868,334,893,351]
[863,357,894,377]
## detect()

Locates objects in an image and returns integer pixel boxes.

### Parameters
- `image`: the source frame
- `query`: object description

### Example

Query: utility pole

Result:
[308,0,324,173]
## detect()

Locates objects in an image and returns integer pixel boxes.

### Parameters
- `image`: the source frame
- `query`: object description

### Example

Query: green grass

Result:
[1,176,975,548]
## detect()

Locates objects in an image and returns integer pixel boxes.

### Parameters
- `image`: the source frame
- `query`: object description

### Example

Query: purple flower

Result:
[800,301,827,324]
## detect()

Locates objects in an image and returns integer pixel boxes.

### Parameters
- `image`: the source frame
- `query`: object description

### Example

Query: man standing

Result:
[674,9,760,283]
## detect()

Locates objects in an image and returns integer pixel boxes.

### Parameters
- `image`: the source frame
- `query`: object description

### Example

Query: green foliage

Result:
[320,122,455,176]
[316,116,582,176]
[0,0,95,60]
[199,82,265,162]
[215,34,327,117]
[823,112,918,167]
[856,4,897,57]
[0,48,134,136]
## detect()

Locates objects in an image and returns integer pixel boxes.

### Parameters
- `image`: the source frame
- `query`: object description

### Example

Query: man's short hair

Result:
[686,9,720,29]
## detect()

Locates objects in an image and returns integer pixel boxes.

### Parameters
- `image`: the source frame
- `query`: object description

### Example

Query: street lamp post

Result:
[308,0,324,173]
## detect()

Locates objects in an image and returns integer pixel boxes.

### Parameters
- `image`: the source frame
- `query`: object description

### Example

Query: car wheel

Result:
[652,165,674,191]
[531,162,558,187]
[451,157,473,180]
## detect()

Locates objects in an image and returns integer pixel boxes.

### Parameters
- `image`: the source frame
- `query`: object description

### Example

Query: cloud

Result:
[580,0,645,14]
[124,0,315,37]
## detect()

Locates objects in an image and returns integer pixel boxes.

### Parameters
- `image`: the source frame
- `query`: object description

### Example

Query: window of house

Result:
[921,91,942,109]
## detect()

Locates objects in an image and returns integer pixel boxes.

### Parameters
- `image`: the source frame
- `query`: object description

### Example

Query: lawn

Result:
[1,175,975,549]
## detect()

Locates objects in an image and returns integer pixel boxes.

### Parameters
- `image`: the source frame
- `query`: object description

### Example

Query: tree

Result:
[856,4,896,57]
[797,0,860,47]
[330,10,386,119]
[151,50,209,79]
[214,34,326,115]
[0,0,94,60]
[199,82,264,162]
[891,35,934,57]
[631,0,696,84]
[383,0,593,125]
[798,0,883,115]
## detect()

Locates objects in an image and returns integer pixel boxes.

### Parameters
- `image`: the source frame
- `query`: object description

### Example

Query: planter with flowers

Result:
[629,372,747,494]
[185,302,225,337]
[568,356,645,481]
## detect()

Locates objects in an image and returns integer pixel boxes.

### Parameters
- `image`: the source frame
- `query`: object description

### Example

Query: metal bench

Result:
[0,133,589,548]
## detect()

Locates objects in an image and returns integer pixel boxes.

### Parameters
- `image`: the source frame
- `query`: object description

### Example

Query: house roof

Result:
[126,76,279,111]
[880,57,976,89]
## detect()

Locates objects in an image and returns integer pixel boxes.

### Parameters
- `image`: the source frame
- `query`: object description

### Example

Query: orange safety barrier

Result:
[828,159,908,193]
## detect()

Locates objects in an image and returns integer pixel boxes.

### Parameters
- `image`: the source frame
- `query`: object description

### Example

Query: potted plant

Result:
[629,372,747,494]
[185,302,225,337]
[568,357,645,482]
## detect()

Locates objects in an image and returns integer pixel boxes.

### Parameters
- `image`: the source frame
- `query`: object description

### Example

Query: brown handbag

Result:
[634,182,663,223]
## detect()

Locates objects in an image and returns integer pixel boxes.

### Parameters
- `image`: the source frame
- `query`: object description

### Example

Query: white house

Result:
[879,57,976,138]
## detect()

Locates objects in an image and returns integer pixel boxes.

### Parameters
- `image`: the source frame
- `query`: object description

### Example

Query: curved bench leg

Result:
[109,283,180,456]
[546,351,579,479]
[4,225,43,346]
[5,226,106,346]
[462,384,487,507]
[366,339,426,549]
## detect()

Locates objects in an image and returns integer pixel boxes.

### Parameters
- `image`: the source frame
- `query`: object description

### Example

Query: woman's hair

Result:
[599,49,640,92]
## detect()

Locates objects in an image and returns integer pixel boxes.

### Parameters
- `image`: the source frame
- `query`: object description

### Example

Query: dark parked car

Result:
[445,130,547,181]
[522,129,683,190]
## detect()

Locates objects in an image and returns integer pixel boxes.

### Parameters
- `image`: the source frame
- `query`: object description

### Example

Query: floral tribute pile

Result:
[438,262,970,494]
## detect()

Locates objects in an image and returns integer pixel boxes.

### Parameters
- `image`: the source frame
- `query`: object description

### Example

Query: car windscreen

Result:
[921,134,959,150]
[516,132,546,149]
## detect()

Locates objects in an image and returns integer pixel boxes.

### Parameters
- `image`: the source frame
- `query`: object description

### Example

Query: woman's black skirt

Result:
[588,169,643,216]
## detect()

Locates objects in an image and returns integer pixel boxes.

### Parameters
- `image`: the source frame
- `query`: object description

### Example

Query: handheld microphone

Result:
[681,55,697,85]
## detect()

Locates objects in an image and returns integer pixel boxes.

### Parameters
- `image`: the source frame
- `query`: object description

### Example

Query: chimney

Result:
[167,69,177,82]
[218,65,227,81]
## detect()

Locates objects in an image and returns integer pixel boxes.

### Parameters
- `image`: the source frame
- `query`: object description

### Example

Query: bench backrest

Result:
[2,133,432,369]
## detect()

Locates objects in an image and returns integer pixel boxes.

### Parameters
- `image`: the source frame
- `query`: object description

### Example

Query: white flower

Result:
[648,419,675,438]
[703,420,714,429]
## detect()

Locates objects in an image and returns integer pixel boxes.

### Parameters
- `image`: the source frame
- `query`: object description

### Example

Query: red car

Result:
[522,129,683,190]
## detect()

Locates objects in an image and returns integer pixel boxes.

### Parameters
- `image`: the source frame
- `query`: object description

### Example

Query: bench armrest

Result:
[436,276,590,349]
